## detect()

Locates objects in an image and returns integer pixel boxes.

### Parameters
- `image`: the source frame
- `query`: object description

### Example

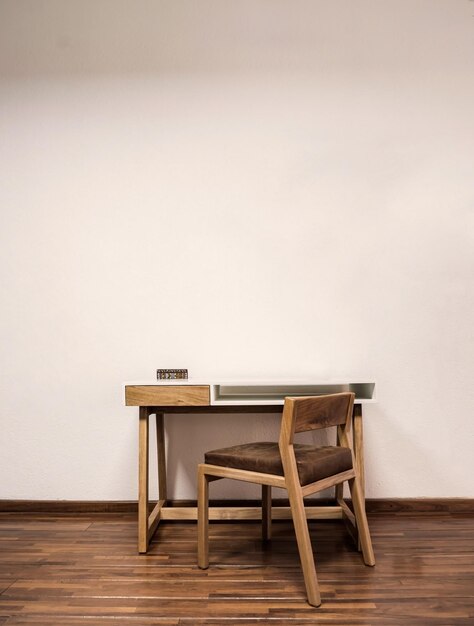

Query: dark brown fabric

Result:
[204,442,353,486]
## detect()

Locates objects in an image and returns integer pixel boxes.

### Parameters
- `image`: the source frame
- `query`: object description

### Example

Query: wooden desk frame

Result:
[126,382,373,554]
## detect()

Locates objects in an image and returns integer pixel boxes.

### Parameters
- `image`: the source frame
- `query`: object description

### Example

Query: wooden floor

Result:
[0,511,473,625]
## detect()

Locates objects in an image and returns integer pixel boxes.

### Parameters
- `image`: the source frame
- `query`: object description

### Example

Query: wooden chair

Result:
[197,392,375,607]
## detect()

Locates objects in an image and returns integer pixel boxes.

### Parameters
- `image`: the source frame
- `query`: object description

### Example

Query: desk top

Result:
[124,379,376,407]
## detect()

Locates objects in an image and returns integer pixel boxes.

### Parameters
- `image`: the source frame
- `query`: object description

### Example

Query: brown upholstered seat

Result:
[205,442,352,486]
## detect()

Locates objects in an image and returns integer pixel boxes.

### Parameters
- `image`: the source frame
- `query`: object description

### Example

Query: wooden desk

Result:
[124,380,376,554]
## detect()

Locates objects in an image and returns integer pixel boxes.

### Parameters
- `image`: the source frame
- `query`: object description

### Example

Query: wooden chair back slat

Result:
[280,393,355,446]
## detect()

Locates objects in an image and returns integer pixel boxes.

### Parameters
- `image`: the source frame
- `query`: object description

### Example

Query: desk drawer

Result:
[125,385,210,406]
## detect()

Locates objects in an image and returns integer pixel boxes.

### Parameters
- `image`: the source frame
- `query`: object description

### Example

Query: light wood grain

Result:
[335,424,344,501]
[353,404,365,498]
[198,463,287,488]
[125,385,210,406]
[138,407,149,554]
[349,476,375,566]
[197,466,209,569]
[147,499,165,539]
[155,412,167,500]
[162,505,343,520]
[353,403,364,551]
[300,469,356,497]
[279,400,321,606]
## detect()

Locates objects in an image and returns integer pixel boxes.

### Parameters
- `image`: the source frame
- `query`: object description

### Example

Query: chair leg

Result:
[287,487,321,607]
[262,485,272,542]
[197,465,209,569]
[348,477,375,566]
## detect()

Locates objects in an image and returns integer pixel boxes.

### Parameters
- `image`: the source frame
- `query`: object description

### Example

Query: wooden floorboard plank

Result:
[0,512,473,625]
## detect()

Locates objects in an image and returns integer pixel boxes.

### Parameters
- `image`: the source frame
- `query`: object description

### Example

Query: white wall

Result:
[1,0,473,501]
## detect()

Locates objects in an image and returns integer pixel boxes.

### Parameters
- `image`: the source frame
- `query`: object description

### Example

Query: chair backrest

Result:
[279,392,355,447]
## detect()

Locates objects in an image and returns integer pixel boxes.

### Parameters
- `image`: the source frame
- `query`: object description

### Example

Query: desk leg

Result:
[335,426,343,503]
[146,411,167,544]
[138,407,150,553]
[138,409,167,554]
[336,424,357,548]
[353,404,365,552]
[156,412,167,501]
[353,405,365,503]
[336,407,366,551]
